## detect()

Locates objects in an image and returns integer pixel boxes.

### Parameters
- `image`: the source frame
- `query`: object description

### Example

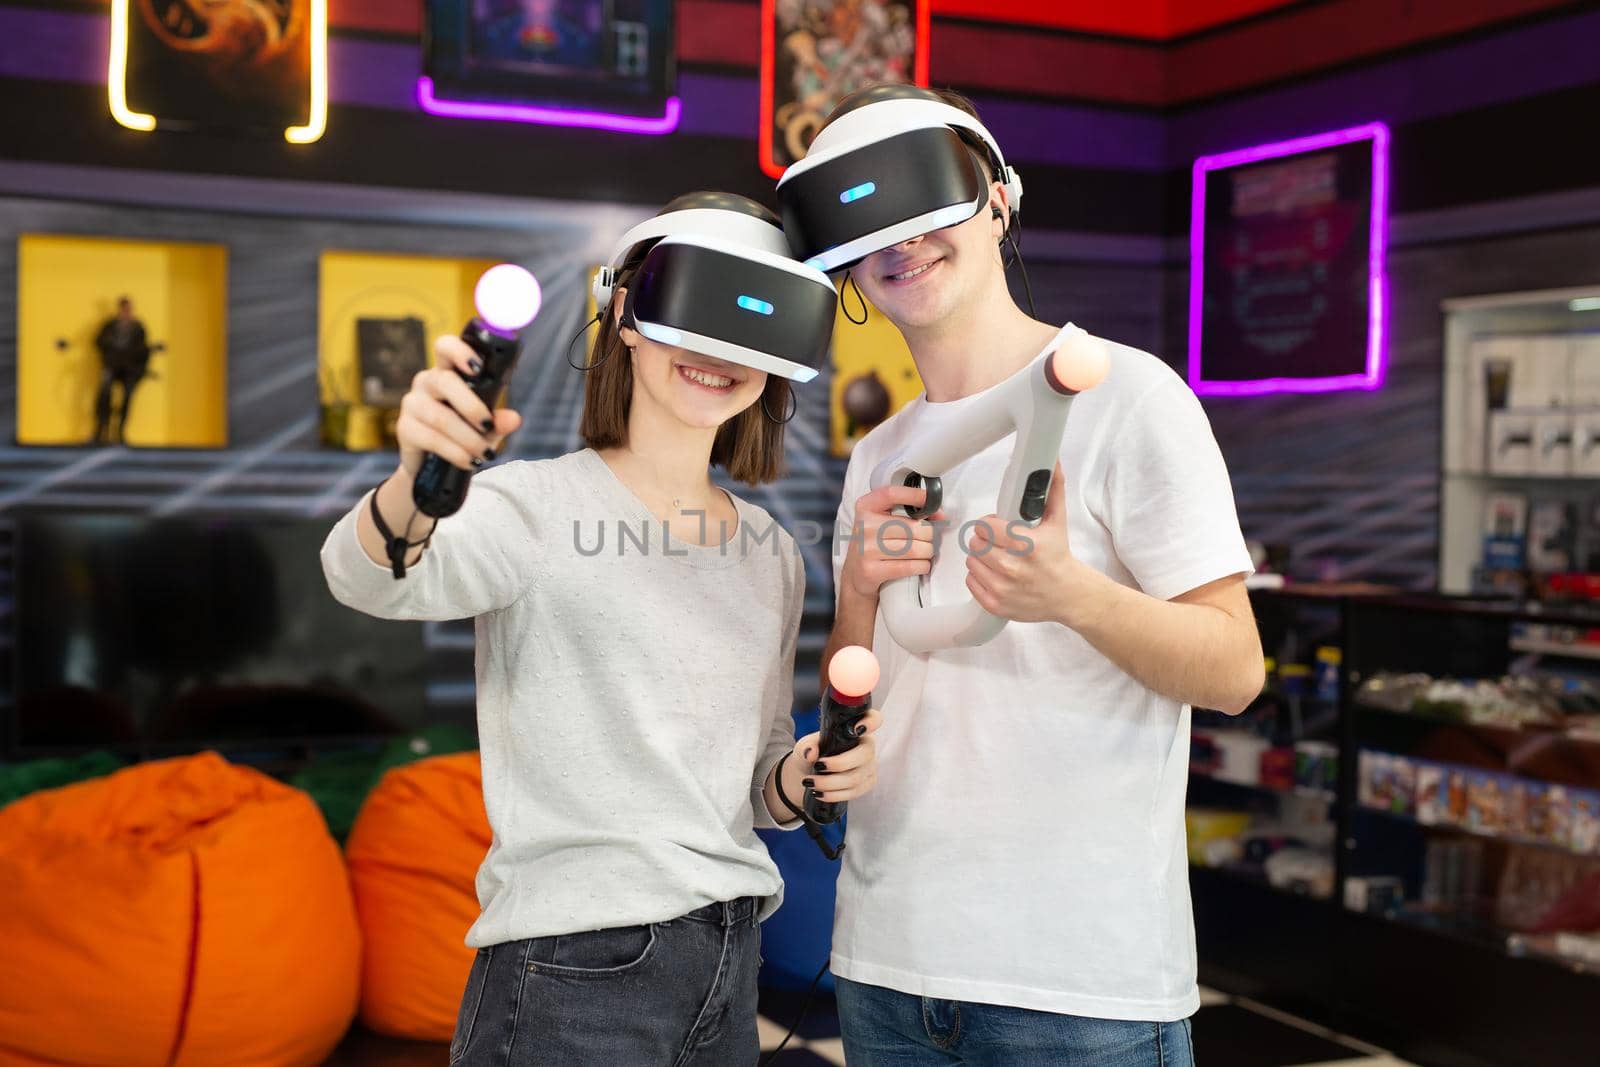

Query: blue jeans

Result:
[449,897,761,1066]
[836,976,1195,1067]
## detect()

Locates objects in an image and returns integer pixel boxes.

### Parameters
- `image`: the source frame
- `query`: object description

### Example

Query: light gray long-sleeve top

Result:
[321,447,803,945]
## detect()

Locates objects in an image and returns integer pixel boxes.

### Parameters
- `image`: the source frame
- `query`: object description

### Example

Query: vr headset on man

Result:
[774,85,1025,275]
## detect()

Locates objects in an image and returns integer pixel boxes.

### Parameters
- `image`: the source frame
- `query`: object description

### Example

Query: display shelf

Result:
[1439,288,1600,596]
[1506,931,1600,977]
[1193,591,1600,1061]
[1353,905,1600,978]
[1190,859,1335,902]
[1191,769,1336,804]
[1354,699,1600,745]
[1353,701,1600,789]
[1356,802,1595,861]
[1509,634,1600,661]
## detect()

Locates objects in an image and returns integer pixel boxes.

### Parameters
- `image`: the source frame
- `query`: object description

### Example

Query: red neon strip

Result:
[759,0,779,179]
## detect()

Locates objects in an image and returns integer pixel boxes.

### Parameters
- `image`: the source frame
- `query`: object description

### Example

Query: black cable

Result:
[757,958,832,1066]
[1007,229,1037,319]
[565,311,604,370]
[841,271,869,325]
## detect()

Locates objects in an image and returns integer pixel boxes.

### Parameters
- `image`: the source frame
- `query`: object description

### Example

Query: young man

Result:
[796,86,1264,1064]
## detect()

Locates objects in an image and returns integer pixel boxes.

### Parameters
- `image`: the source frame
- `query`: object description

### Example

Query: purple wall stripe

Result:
[1168,8,1600,163]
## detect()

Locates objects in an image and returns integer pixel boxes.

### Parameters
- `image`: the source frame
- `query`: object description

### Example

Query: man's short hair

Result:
[819,85,995,184]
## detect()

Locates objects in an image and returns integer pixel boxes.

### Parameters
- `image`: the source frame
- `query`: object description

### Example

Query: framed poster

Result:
[422,0,679,132]
[1188,123,1389,396]
[356,317,429,408]
[108,0,327,143]
[760,0,929,179]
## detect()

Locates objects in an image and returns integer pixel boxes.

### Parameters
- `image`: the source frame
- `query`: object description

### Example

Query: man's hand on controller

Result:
[965,462,1102,628]
[841,484,945,602]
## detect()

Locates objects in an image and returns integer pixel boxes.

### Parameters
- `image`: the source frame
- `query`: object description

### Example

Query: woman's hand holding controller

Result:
[785,707,884,807]
[395,335,524,477]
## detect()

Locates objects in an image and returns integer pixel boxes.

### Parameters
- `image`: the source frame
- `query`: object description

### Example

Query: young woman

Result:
[321,192,881,1065]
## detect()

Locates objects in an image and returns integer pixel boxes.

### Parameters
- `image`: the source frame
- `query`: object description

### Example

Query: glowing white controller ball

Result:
[828,645,880,699]
[475,264,542,333]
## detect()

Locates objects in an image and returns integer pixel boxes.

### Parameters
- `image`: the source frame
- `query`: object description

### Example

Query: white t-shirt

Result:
[830,324,1253,1022]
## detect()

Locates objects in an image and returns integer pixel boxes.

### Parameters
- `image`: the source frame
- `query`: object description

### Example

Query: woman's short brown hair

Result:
[578,241,793,486]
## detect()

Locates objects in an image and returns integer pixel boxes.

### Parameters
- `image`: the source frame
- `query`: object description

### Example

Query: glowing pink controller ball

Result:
[829,645,880,698]
[475,264,542,333]
[1050,334,1110,393]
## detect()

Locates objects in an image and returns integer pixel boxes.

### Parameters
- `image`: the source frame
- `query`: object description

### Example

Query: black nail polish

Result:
[802,778,815,789]
[471,457,484,468]
[480,418,494,432]
[468,358,483,374]
[485,448,497,461]
[854,725,868,737]
[813,761,826,774]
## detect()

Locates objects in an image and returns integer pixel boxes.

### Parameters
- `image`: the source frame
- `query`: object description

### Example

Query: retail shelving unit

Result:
[1192,590,1600,1066]
[1439,286,1600,598]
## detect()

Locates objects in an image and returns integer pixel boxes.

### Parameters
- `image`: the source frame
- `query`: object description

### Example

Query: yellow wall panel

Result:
[829,296,922,457]
[318,251,498,450]
[17,234,227,447]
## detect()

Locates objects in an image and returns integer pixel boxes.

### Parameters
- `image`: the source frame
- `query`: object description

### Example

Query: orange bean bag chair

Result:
[0,752,360,1067]
[345,752,490,1042]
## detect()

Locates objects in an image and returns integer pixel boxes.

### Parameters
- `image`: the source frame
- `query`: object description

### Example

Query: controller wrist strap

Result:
[370,486,434,580]
[774,751,844,862]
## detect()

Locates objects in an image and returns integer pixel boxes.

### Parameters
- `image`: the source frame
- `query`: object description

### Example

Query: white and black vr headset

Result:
[591,194,837,383]
[775,86,1024,274]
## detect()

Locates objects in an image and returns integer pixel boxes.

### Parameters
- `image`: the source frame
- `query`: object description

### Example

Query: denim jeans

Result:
[836,976,1195,1066]
[449,897,761,1066]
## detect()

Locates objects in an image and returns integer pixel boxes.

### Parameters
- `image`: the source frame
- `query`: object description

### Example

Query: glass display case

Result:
[1190,590,1600,1064]
[1439,286,1600,599]
[1344,596,1600,978]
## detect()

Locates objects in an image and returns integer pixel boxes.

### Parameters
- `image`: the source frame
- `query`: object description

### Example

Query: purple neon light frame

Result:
[417,76,681,135]
[1188,122,1390,397]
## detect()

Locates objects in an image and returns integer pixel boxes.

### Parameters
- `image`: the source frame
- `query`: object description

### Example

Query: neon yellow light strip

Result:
[285,0,328,144]
[106,0,156,132]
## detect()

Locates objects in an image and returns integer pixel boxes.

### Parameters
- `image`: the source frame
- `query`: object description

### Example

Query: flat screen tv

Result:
[422,0,678,129]
[8,513,431,757]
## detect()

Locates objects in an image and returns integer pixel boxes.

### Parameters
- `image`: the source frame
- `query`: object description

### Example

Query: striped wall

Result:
[3,1,1600,737]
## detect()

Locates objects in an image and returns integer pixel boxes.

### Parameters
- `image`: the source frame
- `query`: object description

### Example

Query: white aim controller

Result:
[867,324,1111,652]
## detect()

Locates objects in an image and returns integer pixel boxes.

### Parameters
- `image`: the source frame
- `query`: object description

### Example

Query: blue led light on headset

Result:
[839,181,877,204]
[736,295,775,315]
